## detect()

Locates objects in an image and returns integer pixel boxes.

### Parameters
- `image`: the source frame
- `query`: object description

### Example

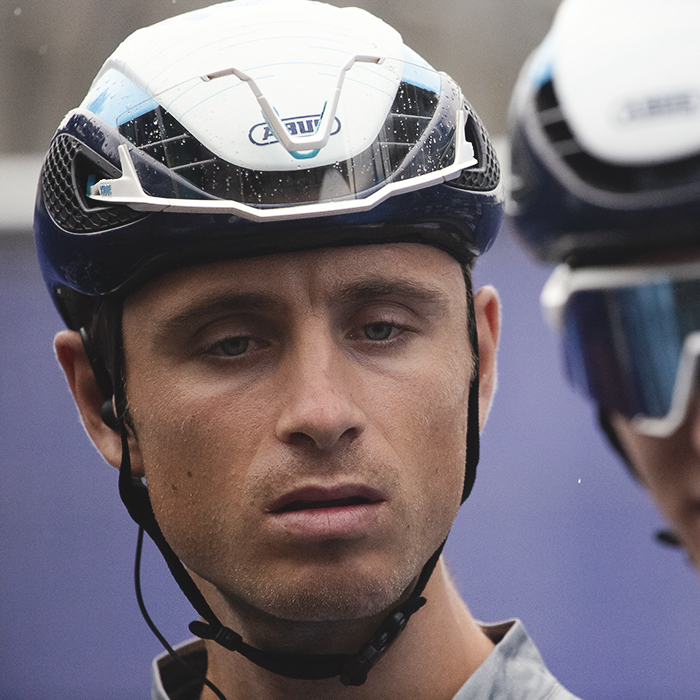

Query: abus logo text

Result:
[618,92,700,123]
[249,114,342,146]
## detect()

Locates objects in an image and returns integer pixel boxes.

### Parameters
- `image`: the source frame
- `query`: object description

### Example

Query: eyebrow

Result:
[332,278,451,314]
[151,277,452,341]
[151,292,287,341]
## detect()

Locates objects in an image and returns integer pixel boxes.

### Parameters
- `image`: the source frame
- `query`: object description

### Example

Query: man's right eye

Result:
[363,322,394,341]
[217,337,250,356]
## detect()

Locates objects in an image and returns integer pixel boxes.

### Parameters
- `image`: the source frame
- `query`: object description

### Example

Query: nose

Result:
[275,333,366,451]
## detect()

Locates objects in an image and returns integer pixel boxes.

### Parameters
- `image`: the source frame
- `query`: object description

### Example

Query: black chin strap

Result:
[189,551,436,685]
[88,284,481,686]
[462,290,480,504]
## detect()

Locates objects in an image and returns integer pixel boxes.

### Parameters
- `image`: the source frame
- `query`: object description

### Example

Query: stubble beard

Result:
[221,547,427,625]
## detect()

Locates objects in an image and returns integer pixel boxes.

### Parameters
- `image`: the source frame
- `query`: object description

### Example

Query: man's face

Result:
[612,399,700,570]
[120,243,476,625]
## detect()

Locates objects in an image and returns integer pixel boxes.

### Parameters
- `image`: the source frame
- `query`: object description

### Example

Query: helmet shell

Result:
[35,0,503,329]
[508,0,700,265]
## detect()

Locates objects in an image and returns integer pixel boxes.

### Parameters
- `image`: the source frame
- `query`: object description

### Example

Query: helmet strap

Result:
[462,289,480,503]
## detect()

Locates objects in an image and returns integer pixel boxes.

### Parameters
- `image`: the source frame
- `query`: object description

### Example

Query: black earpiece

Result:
[101,398,120,431]
[80,327,119,431]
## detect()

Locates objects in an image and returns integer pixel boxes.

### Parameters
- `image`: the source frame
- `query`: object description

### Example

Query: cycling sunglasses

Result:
[542,260,700,437]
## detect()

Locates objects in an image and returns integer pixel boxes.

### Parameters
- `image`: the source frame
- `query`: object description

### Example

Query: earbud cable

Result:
[134,526,229,700]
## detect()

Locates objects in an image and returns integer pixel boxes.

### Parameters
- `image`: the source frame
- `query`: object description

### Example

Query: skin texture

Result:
[612,396,700,571]
[55,243,501,700]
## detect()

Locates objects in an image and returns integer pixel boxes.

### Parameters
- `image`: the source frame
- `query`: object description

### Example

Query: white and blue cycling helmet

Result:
[509,0,700,438]
[35,0,502,332]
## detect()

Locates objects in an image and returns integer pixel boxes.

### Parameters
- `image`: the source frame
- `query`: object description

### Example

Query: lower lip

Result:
[268,502,384,539]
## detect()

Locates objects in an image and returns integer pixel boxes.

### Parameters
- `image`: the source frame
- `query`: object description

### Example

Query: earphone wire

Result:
[134,525,229,700]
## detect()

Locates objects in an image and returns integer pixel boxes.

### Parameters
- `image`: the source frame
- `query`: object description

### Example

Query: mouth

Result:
[265,485,386,539]
[267,485,385,514]
[274,495,378,513]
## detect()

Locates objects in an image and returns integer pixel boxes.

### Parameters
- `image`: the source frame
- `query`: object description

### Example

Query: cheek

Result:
[614,424,699,543]
[126,381,269,547]
[131,373,267,468]
[420,385,470,506]
[380,354,471,520]
[617,429,683,504]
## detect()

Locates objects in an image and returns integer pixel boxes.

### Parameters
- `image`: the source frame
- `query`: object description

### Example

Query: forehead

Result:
[123,243,467,320]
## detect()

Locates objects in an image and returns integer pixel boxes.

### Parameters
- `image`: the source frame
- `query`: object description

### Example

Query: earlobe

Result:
[54,330,143,474]
[473,286,501,431]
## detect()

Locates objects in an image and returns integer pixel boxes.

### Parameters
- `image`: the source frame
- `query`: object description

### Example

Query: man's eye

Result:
[217,337,250,356]
[363,322,394,341]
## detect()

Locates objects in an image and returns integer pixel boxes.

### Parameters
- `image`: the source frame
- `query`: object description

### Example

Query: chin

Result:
[269,575,411,623]
[226,561,417,624]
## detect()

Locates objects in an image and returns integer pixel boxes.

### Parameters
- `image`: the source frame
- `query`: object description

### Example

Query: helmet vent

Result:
[534,80,579,156]
[41,133,146,233]
[447,102,500,192]
[535,79,700,195]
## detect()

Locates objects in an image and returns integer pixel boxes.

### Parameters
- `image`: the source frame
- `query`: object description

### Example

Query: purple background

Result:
[2,222,699,699]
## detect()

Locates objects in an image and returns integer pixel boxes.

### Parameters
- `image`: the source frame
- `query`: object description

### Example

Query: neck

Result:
[197,559,494,700]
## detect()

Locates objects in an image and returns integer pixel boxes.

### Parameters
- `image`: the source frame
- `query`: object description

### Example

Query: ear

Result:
[473,285,500,431]
[54,330,144,476]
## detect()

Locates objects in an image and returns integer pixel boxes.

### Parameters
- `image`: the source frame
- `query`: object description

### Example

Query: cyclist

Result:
[509,0,700,569]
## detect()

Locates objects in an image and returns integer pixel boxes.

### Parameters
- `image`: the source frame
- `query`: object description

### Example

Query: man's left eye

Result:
[363,322,394,341]
[217,336,250,356]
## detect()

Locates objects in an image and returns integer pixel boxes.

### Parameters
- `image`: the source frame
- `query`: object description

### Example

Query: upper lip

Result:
[266,484,386,514]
